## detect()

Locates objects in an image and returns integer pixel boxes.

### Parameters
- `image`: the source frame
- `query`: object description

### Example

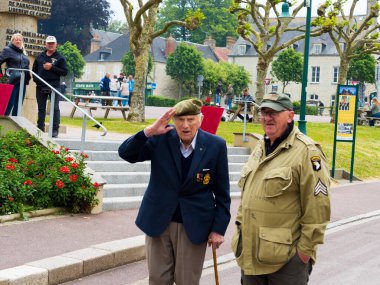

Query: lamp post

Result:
[280,0,311,134]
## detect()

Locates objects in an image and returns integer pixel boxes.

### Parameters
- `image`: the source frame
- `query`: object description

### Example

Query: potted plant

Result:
[0,74,14,116]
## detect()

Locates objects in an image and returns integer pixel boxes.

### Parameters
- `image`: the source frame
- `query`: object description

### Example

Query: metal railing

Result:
[7,68,107,152]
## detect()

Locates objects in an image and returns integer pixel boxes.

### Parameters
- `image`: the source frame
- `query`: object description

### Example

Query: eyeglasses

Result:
[260,110,286,118]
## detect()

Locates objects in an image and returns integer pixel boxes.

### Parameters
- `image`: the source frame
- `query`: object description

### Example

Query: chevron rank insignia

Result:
[311,156,321,171]
[314,179,328,196]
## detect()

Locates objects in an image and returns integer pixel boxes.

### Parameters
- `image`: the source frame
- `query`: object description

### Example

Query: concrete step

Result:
[56,138,251,155]
[87,161,245,172]
[103,189,241,211]
[99,171,242,184]
[103,182,242,198]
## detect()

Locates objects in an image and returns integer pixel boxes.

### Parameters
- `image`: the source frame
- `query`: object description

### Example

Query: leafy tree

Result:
[313,0,380,120]
[230,0,325,112]
[347,50,376,103]
[120,0,204,122]
[202,59,250,99]
[271,48,303,93]
[57,42,86,79]
[156,0,238,46]
[38,0,112,54]
[122,51,153,77]
[107,20,129,34]
[166,43,204,98]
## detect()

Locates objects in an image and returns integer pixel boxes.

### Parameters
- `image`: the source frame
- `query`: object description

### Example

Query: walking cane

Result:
[212,246,220,285]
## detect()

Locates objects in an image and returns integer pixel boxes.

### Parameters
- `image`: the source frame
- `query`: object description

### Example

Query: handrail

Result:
[7,68,107,151]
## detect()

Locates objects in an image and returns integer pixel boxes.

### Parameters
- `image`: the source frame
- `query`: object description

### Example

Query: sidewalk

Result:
[1,178,380,284]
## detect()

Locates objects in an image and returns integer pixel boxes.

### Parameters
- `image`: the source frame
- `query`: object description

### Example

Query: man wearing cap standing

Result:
[119,99,231,285]
[32,35,68,138]
[232,93,331,285]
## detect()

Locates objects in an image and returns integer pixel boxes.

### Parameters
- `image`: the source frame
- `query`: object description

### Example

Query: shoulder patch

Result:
[314,179,328,196]
[311,156,321,171]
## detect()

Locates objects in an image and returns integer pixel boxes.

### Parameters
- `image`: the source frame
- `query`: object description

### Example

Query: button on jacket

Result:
[232,126,331,275]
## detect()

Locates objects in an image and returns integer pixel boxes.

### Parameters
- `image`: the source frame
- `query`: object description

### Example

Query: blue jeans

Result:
[111,91,119,106]
[369,112,380,126]
[5,84,26,116]
[215,93,221,106]
[227,98,233,109]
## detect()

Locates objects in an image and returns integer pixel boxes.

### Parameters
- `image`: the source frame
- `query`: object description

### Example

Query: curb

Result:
[0,208,65,224]
[0,235,145,285]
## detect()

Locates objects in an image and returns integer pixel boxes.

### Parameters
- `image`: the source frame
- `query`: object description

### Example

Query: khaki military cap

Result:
[260,93,293,111]
[174,99,203,116]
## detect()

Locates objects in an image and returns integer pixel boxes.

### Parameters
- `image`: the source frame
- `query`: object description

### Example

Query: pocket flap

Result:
[264,167,291,180]
[259,227,292,245]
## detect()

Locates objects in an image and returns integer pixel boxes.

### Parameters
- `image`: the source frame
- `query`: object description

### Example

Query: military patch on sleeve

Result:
[314,179,328,196]
[311,156,321,171]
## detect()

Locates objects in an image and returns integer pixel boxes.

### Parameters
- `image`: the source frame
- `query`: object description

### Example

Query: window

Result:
[99,52,105,61]
[313,44,322,54]
[333,67,339,83]
[238,44,246,55]
[310,94,319,100]
[311,66,320,83]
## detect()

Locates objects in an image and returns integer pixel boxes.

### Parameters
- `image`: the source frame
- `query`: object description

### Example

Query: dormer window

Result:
[99,53,105,61]
[238,44,246,55]
[313,44,322,54]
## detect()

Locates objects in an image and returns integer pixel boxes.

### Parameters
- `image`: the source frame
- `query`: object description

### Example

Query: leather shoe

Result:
[52,130,58,138]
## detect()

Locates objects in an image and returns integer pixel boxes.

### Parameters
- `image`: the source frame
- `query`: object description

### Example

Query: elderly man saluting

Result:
[119,99,231,285]
[232,93,331,285]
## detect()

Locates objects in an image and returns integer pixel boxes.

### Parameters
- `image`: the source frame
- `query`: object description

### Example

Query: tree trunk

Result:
[254,56,270,122]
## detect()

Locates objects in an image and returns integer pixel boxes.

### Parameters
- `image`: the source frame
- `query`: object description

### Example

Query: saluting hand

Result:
[144,108,176,137]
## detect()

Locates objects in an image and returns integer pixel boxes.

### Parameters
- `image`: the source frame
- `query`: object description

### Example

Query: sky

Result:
[107,0,368,22]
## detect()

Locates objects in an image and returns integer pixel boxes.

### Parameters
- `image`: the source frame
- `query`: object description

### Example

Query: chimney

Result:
[226,36,236,50]
[165,34,176,58]
[204,35,216,49]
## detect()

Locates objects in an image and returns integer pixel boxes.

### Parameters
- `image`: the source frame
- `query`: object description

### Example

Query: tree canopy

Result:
[38,0,112,54]
[107,20,129,34]
[166,43,204,98]
[271,48,303,93]
[57,42,85,79]
[155,0,238,46]
[347,51,376,84]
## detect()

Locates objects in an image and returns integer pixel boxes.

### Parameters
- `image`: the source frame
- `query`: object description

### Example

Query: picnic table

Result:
[227,99,258,122]
[70,95,129,121]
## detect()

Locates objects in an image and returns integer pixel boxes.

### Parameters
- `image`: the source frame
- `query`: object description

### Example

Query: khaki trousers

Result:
[146,222,207,285]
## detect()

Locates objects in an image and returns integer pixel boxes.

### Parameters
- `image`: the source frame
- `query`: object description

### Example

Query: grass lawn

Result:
[60,117,380,180]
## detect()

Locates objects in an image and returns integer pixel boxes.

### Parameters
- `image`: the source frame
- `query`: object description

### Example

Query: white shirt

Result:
[179,132,198,158]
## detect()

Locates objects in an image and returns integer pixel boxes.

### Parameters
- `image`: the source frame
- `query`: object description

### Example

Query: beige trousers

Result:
[146,222,207,285]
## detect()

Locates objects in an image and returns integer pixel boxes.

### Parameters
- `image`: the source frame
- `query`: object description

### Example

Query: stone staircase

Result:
[55,138,250,211]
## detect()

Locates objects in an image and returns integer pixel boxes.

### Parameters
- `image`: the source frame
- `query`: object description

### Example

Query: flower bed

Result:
[0,128,100,216]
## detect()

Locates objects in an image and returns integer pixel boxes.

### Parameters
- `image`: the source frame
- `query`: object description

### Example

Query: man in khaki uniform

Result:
[232,93,331,285]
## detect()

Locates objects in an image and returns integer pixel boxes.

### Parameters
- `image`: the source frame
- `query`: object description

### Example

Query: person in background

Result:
[215,80,222,106]
[100,73,111,106]
[369,97,380,127]
[120,78,130,106]
[318,100,324,116]
[0,33,31,116]
[128,74,134,105]
[237,88,255,123]
[60,81,67,95]
[232,93,330,285]
[225,84,234,110]
[32,35,68,138]
[118,99,231,285]
[110,74,120,107]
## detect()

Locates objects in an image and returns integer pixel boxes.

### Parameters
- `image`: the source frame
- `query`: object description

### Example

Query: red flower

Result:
[81,186,86,190]
[8,158,18,163]
[27,160,34,165]
[80,153,89,158]
[69,174,78,182]
[8,196,14,202]
[6,164,15,170]
[65,147,69,152]
[51,150,60,154]
[93,182,100,188]
[59,166,70,174]
[65,157,74,162]
[56,180,65,188]
[24,180,33,186]
[71,163,79,169]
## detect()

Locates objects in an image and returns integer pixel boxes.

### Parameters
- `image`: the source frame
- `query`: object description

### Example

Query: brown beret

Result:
[174,99,203,116]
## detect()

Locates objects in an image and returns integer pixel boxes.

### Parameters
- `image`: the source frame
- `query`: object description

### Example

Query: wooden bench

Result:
[366,117,380,126]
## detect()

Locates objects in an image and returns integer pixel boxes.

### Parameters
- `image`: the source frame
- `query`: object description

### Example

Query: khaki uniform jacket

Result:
[232,126,331,275]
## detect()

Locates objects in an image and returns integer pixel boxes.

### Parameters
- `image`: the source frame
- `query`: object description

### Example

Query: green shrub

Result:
[0,129,99,216]
[146,95,177,107]
[292,101,318,115]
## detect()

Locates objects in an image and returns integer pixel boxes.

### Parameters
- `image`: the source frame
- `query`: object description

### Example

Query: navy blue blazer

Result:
[118,128,231,244]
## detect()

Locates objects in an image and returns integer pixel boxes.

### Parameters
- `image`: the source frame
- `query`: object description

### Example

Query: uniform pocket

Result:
[238,165,252,190]
[231,226,243,258]
[257,227,293,264]
[263,167,292,197]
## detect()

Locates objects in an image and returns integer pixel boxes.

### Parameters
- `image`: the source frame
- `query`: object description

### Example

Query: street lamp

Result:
[280,0,312,134]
